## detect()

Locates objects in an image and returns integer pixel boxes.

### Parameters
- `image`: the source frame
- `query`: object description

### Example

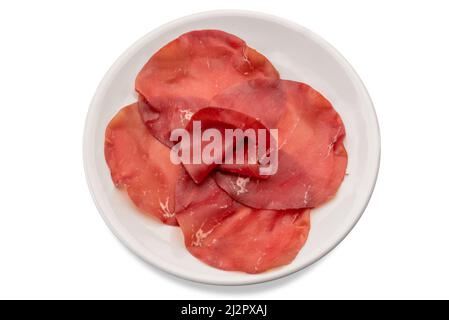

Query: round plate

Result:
[84,10,380,285]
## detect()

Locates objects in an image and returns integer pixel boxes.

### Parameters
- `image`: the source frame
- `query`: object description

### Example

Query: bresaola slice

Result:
[212,79,348,210]
[136,30,280,146]
[175,172,310,274]
[179,107,273,184]
[104,104,181,225]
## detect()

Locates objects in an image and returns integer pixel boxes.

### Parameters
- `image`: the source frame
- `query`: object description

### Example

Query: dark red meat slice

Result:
[175,172,310,274]
[104,103,181,225]
[179,107,273,184]
[212,79,348,210]
[135,30,280,146]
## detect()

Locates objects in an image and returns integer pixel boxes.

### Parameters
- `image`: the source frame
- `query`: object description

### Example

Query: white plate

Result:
[83,10,380,285]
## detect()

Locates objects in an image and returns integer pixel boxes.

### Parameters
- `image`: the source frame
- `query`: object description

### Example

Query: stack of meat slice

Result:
[104,30,347,274]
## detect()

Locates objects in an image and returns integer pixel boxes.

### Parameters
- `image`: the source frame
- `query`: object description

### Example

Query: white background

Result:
[0,0,448,300]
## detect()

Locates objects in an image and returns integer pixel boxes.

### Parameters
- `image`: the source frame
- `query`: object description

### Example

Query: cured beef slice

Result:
[212,79,348,210]
[179,107,273,184]
[104,104,181,225]
[175,172,310,274]
[135,30,280,146]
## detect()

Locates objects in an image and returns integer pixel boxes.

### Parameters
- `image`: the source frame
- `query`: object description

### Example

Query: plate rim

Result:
[83,9,381,286]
